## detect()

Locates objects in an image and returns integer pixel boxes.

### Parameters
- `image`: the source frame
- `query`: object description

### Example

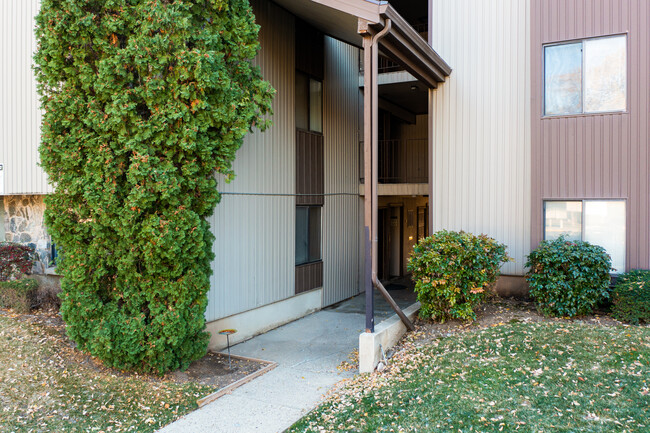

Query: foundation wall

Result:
[2,195,52,273]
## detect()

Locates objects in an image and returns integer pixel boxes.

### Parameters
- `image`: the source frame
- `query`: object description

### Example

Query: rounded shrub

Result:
[407,230,510,322]
[525,237,612,317]
[34,0,274,374]
[611,270,650,324]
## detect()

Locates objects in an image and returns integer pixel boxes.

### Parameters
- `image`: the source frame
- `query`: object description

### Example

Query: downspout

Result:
[370,20,415,332]
[362,18,415,333]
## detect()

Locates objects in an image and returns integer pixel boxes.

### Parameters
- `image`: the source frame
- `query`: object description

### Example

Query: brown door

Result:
[388,206,403,277]
[378,208,390,281]
[378,205,404,280]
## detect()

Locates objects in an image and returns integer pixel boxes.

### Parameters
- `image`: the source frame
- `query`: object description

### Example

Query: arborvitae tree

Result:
[34,0,273,374]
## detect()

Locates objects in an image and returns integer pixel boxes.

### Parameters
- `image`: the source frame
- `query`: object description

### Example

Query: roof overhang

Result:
[272,0,381,47]
[358,4,451,88]
[271,0,452,88]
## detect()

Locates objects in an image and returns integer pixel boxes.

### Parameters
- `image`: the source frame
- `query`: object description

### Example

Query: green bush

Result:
[0,278,39,313]
[34,0,274,374]
[611,270,650,324]
[0,242,37,281]
[525,237,612,317]
[407,230,510,322]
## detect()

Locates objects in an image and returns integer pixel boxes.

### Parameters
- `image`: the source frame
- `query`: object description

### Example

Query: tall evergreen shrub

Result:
[34,0,274,374]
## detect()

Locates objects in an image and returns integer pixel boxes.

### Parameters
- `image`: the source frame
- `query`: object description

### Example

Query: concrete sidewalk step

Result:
[158,310,364,433]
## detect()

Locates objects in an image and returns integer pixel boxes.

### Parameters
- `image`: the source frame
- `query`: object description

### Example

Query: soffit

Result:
[272,0,452,89]
[272,0,385,48]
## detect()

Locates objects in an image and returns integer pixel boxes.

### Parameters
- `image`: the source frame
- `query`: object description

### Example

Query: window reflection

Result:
[544,200,626,273]
[544,201,582,241]
[584,37,627,113]
[545,43,583,115]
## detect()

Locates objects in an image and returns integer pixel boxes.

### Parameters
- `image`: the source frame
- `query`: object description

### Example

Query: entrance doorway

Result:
[378,205,403,281]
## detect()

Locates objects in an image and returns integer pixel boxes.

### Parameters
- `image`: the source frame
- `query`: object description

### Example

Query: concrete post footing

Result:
[358,302,420,373]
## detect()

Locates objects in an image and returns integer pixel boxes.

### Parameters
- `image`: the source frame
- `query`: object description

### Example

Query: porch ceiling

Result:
[272,0,452,89]
[271,0,374,48]
[381,81,428,115]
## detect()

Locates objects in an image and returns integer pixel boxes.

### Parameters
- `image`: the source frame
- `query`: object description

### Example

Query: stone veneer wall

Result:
[2,195,52,273]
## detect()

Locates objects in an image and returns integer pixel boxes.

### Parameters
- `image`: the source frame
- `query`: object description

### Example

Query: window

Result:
[544,35,626,116]
[544,200,626,272]
[50,243,60,267]
[295,206,321,265]
[416,205,429,241]
[295,71,323,133]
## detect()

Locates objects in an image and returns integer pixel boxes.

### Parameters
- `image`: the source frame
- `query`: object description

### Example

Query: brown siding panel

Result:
[296,130,324,205]
[531,0,650,271]
[295,261,323,294]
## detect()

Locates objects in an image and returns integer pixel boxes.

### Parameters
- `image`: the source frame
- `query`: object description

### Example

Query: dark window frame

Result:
[295,70,323,134]
[295,205,322,266]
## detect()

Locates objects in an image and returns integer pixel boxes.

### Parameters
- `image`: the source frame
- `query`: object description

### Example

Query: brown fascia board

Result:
[310,0,385,23]
[380,37,444,88]
[358,4,451,88]
[308,0,451,87]
[380,5,451,76]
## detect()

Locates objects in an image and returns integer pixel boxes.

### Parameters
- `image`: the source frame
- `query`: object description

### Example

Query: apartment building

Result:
[1,0,646,347]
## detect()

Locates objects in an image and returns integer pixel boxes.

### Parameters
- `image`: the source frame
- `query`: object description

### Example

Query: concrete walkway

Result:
[158,310,366,433]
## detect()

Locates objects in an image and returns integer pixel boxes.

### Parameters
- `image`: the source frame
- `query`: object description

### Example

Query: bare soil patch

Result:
[171,351,268,389]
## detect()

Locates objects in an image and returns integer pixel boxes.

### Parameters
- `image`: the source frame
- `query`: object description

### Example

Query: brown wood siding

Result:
[296,129,324,205]
[531,0,650,271]
[295,261,323,294]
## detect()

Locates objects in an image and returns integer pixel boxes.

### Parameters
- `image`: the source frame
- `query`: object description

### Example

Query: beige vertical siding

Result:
[531,0,650,271]
[0,0,50,195]
[429,0,531,275]
[206,4,363,319]
[322,37,362,307]
[206,0,296,321]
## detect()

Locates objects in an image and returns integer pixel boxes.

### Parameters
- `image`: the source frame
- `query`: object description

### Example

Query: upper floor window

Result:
[295,71,323,133]
[544,35,626,116]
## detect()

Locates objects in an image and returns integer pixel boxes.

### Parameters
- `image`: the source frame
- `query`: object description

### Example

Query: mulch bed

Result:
[171,351,269,390]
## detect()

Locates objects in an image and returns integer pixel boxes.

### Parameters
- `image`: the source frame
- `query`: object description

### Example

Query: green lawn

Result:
[0,313,214,432]
[290,322,650,433]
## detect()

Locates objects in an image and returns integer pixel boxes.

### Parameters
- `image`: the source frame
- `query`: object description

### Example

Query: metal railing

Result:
[359,139,428,184]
